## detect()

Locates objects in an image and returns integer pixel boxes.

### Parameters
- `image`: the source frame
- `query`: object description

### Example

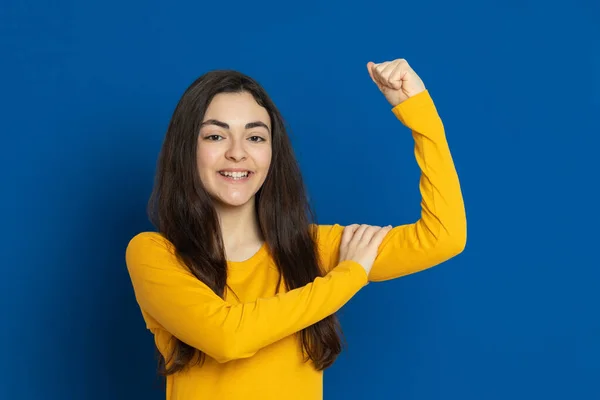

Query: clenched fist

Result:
[367,58,426,107]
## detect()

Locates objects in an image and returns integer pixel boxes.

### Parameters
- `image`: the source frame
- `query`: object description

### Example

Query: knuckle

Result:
[342,224,357,235]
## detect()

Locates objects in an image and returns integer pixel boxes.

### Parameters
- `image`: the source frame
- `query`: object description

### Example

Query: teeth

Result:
[220,171,249,179]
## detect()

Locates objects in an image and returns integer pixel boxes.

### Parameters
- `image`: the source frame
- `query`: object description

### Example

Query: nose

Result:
[224,136,247,162]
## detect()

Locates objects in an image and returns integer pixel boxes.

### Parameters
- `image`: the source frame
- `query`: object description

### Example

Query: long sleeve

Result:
[125,232,368,363]
[318,89,466,282]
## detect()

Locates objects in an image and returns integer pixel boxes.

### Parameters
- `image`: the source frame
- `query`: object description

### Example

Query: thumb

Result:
[367,62,383,89]
[366,62,376,81]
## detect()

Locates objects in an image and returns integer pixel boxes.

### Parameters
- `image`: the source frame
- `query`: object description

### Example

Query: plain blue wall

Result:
[2,0,598,399]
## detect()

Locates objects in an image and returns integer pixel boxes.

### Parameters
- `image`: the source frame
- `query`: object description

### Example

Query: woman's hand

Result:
[339,224,392,276]
[367,58,426,107]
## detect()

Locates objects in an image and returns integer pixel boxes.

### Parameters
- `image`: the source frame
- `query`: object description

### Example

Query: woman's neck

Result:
[214,198,263,256]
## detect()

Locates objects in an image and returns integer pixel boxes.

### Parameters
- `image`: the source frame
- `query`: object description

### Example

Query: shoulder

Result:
[125,231,181,271]
[126,231,172,254]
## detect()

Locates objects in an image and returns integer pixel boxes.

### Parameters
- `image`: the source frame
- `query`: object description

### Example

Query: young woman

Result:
[125,58,466,399]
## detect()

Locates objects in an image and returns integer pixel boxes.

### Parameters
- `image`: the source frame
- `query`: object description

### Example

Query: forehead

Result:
[204,92,271,127]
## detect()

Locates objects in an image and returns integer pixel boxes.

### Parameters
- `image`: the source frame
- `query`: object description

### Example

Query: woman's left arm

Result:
[338,59,467,281]
[367,59,467,281]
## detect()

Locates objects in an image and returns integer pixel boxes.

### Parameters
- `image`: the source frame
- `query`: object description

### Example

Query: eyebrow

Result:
[201,119,270,133]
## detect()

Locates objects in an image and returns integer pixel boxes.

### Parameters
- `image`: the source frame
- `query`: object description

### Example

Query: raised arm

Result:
[125,232,368,363]
[319,60,466,281]
[368,87,466,281]
[366,59,466,280]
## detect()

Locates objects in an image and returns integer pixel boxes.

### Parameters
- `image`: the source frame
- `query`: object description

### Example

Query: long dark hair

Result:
[147,70,343,376]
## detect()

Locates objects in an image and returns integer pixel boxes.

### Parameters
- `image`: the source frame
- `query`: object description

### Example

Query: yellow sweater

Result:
[125,90,467,400]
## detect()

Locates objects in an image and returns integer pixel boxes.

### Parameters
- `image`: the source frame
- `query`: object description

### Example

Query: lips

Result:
[219,170,250,177]
[217,170,253,182]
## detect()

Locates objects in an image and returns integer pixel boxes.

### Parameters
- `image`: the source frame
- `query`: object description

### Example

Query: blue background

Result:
[2,0,599,398]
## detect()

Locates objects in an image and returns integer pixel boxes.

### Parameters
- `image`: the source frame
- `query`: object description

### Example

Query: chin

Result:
[213,194,256,209]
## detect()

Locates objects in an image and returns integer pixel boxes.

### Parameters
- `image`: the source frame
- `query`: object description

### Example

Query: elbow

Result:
[451,234,467,256]
[444,224,467,258]
[208,334,238,364]
[434,237,465,266]
[208,333,256,364]
[434,216,466,261]
[211,352,237,364]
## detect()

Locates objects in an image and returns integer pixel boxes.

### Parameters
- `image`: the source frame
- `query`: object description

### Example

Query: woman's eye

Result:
[206,135,223,141]
[248,136,265,142]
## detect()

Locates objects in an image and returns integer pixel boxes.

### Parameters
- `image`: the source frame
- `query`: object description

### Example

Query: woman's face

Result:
[197,91,272,209]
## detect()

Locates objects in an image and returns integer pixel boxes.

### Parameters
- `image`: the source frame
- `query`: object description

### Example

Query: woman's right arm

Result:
[125,232,368,364]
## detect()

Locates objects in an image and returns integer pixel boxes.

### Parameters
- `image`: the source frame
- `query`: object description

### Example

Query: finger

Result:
[361,225,382,243]
[367,61,376,82]
[373,62,391,86]
[388,62,408,90]
[340,224,359,248]
[370,62,397,90]
[380,60,399,82]
[374,61,390,72]
[349,224,370,246]
[369,225,393,246]
[375,61,399,86]
[368,65,384,91]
